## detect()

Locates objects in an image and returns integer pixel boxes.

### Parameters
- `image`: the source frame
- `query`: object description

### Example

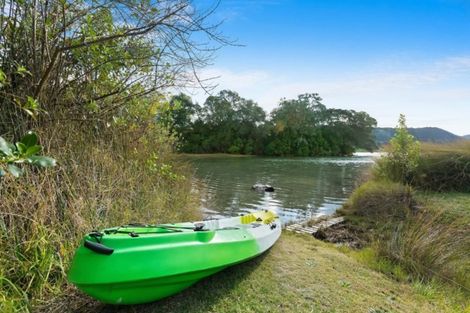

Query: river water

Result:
[188,154,376,224]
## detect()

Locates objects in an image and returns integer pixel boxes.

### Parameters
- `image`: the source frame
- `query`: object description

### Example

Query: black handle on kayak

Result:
[84,239,114,255]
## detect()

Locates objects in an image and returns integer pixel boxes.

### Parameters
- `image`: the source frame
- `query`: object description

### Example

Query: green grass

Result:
[413,141,470,192]
[415,192,470,221]
[42,232,468,313]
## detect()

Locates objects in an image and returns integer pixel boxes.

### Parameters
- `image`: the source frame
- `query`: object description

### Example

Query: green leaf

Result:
[20,131,38,147]
[7,164,23,177]
[16,65,32,77]
[28,156,56,167]
[0,69,6,87]
[86,100,99,112]
[25,145,42,156]
[0,136,13,156]
[25,96,39,110]
[15,142,27,154]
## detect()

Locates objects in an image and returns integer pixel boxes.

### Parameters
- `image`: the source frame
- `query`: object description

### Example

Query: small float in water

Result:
[251,183,275,192]
[68,210,281,305]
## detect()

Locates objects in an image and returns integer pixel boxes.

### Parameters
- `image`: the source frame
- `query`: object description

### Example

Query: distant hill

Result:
[374,127,463,146]
[463,135,470,140]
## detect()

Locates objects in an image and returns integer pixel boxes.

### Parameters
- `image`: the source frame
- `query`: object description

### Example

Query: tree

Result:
[271,93,326,133]
[375,114,420,183]
[0,0,228,136]
[322,109,377,155]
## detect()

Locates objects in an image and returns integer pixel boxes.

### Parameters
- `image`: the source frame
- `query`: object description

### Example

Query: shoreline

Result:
[179,152,382,158]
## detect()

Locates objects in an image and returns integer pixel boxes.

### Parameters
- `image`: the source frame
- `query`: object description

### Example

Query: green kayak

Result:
[68,210,281,304]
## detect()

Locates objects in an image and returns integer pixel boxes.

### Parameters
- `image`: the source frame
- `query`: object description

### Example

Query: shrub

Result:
[374,114,420,184]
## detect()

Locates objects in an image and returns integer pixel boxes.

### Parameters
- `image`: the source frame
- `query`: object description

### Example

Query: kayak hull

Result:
[76,266,226,304]
[68,210,281,304]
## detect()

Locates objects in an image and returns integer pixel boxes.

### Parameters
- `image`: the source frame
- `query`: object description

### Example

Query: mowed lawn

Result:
[53,232,466,313]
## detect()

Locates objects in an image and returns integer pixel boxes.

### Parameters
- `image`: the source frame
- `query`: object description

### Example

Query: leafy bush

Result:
[0,132,55,177]
[342,118,470,296]
[373,116,469,192]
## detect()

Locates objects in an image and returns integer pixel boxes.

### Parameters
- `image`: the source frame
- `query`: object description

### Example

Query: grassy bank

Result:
[341,186,470,289]
[44,232,467,313]
[336,138,470,304]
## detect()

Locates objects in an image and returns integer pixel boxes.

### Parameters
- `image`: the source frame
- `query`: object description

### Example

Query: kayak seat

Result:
[240,214,257,224]
[241,211,279,224]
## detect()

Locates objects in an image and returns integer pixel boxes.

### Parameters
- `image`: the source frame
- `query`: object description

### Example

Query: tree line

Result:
[165,90,377,156]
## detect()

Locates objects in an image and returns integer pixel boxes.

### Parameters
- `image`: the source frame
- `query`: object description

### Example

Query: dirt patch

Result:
[313,222,368,249]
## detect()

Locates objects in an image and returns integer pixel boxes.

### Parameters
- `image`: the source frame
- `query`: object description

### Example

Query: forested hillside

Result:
[165,91,377,156]
[374,127,463,146]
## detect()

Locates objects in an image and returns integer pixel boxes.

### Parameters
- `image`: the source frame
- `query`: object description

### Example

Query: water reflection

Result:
[188,155,375,223]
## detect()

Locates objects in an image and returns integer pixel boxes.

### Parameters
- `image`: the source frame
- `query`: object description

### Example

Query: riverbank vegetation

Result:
[0,0,224,311]
[335,116,470,310]
[166,91,378,156]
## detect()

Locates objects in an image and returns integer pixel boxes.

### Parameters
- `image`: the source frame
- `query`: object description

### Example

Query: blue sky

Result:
[190,0,470,135]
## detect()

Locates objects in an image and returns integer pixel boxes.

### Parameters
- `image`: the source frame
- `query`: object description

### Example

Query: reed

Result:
[377,206,470,290]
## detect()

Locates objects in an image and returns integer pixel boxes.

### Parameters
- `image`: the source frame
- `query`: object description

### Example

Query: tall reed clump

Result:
[378,208,470,290]
[342,180,414,220]
[0,118,200,312]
